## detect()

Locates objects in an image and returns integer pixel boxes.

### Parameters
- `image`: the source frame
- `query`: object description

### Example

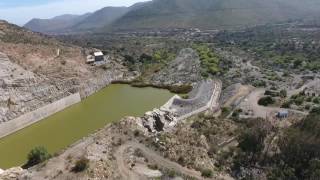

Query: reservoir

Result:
[0,84,174,169]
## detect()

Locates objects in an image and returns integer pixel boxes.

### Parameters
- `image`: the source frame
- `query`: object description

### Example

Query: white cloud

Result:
[0,0,149,25]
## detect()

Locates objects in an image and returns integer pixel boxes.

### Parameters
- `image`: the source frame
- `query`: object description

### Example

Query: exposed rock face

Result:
[151,48,201,86]
[0,167,25,180]
[138,109,177,134]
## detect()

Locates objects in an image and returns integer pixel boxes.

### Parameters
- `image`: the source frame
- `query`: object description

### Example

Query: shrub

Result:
[221,107,231,117]
[133,129,140,137]
[72,157,89,172]
[305,104,311,110]
[265,90,280,97]
[148,164,158,170]
[167,169,176,178]
[168,84,193,94]
[294,96,305,105]
[280,90,287,98]
[258,96,275,106]
[313,97,320,104]
[253,80,266,87]
[201,169,213,178]
[24,146,51,168]
[306,97,313,102]
[281,101,292,108]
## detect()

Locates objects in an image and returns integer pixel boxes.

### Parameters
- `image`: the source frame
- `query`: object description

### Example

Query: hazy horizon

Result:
[0,0,149,26]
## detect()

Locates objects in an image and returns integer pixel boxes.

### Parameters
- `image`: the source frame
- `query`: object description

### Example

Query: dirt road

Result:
[115,141,204,180]
[245,89,307,119]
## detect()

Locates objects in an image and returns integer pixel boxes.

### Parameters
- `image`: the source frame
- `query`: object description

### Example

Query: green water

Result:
[0,84,173,169]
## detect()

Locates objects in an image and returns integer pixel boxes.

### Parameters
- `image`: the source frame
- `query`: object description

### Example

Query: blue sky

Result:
[0,0,148,25]
[0,0,60,7]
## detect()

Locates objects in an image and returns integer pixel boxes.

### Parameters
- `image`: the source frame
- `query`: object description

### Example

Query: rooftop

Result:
[94,52,103,56]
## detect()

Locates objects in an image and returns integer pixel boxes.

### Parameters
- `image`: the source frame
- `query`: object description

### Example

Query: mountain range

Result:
[24,0,320,34]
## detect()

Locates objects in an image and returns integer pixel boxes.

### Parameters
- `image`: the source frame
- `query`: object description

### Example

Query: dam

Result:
[0,84,174,169]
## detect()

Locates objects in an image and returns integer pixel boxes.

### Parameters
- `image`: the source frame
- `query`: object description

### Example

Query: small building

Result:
[277,110,289,119]
[94,52,104,62]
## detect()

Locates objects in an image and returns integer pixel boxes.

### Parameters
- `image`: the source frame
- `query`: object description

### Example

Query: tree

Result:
[237,118,270,165]
[24,146,51,168]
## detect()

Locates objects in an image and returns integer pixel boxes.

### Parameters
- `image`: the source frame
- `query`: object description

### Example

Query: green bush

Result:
[167,169,176,178]
[253,80,266,87]
[148,164,158,170]
[24,146,51,168]
[282,101,292,108]
[201,169,213,178]
[168,84,193,94]
[72,157,89,172]
[258,96,275,106]
[313,97,320,104]
[280,90,287,98]
[221,107,231,117]
[294,96,305,105]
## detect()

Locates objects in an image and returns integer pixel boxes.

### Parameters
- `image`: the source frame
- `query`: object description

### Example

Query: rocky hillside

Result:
[0,20,127,123]
[24,7,129,34]
[110,0,320,30]
[25,0,320,33]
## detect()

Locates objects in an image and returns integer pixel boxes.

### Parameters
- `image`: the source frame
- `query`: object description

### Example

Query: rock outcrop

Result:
[0,167,25,180]
[138,109,177,134]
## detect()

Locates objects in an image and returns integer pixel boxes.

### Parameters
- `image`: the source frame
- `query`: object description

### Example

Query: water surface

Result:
[0,84,173,169]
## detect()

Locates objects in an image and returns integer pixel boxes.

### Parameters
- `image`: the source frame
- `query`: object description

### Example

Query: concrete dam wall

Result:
[0,93,81,139]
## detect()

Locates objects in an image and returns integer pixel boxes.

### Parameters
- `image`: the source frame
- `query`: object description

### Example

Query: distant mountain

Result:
[25,0,320,34]
[108,0,320,31]
[24,14,91,34]
[24,7,129,34]
[71,7,128,32]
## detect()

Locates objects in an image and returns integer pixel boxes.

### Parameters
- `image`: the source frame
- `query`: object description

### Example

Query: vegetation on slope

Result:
[233,108,320,179]
[193,44,221,77]
[216,24,320,72]
[23,146,51,169]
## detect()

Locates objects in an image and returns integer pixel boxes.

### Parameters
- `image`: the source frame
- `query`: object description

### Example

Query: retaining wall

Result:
[0,93,81,139]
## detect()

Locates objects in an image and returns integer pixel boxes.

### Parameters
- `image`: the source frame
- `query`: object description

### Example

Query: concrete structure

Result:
[0,93,81,139]
[161,79,221,121]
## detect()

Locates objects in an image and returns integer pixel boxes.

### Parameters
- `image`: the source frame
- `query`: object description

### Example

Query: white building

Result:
[94,52,104,61]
